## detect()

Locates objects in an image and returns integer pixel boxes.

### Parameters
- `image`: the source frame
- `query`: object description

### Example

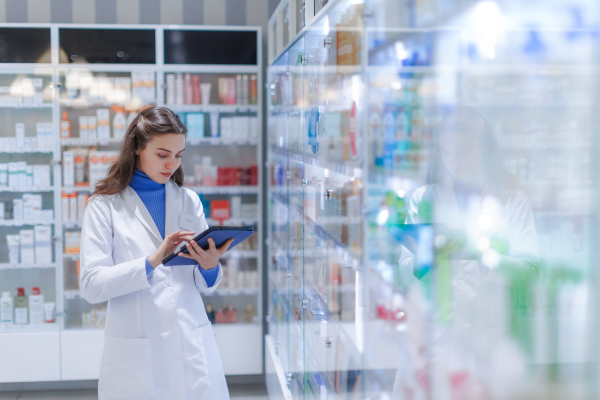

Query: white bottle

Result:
[175,73,184,105]
[166,74,175,105]
[1,292,13,326]
[29,287,44,325]
[112,107,127,139]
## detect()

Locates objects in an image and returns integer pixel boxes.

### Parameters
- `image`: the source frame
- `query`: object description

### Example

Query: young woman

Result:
[80,107,232,400]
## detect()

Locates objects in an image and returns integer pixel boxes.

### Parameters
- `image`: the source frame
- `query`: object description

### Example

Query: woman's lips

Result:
[161,173,171,177]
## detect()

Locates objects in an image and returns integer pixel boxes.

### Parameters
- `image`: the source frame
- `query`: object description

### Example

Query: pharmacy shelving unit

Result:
[266,0,600,399]
[0,24,263,384]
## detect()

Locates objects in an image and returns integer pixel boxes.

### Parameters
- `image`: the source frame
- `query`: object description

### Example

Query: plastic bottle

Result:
[60,111,71,138]
[165,74,175,105]
[1,292,13,326]
[112,106,127,139]
[192,75,201,104]
[184,73,193,104]
[383,105,396,171]
[175,73,184,105]
[29,287,44,325]
[14,288,28,325]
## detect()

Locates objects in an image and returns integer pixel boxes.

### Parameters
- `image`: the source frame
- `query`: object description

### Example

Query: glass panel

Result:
[0,28,51,64]
[163,30,258,65]
[59,28,156,64]
[268,0,600,398]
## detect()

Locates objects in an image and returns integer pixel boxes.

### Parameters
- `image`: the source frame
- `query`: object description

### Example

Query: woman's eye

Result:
[158,154,167,159]
[176,155,183,159]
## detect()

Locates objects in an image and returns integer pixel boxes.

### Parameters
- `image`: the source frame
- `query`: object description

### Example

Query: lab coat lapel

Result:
[121,185,163,243]
[165,180,182,236]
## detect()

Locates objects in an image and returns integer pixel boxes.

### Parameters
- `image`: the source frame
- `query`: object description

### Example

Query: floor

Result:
[0,383,269,400]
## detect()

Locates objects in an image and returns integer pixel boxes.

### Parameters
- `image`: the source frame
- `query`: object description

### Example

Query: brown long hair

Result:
[92,107,187,197]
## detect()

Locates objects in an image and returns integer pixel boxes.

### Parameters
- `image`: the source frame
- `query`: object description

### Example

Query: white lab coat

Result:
[80,180,229,400]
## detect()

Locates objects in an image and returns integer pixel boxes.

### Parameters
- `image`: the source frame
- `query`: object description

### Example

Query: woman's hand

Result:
[177,236,235,270]
[148,230,195,268]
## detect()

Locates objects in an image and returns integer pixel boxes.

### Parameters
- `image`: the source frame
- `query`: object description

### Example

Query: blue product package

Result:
[162,226,254,266]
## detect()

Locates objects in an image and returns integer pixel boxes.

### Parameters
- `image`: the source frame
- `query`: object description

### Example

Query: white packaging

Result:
[8,162,18,188]
[231,196,242,219]
[77,193,88,223]
[6,235,19,264]
[29,290,44,324]
[166,74,175,105]
[234,117,249,140]
[23,194,34,224]
[42,209,54,223]
[0,292,13,325]
[25,137,37,152]
[0,137,3,152]
[12,199,23,225]
[34,225,52,265]
[36,123,46,151]
[45,123,55,151]
[26,165,33,187]
[79,116,88,139]
[97,109,110,140]
[241,203,259,219]
[69,195,77,223]
[19,229,35,265]
[63,151,74,187]
[220,117,233,140]
[88,116,97,140]
[44,302,55,323]
[0,163,7,186]
[62,194,69,222]
[33,194,42,222]
[17,161,27,188]
[249,117,258,139]
[32,165,43,187]
[15,123,25,150]
[4,137,16,153]
[41,165,50,187]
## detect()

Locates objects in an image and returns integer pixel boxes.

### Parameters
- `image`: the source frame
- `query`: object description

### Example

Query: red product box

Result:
[211,200,230,223]
[250,165,258,185]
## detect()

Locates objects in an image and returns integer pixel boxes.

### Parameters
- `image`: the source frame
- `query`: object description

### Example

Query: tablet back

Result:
[163,227,254,266]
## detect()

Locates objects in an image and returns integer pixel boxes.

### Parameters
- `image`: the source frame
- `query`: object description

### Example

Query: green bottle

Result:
[14,287,28,325]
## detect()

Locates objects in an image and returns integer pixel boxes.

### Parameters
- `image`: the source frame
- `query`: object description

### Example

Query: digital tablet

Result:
[162,226,255,266]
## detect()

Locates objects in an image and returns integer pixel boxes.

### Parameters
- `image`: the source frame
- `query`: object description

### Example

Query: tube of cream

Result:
[44,302,55,323]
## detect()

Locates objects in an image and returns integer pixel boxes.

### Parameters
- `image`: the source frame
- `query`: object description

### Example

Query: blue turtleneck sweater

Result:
[130,169,219,287]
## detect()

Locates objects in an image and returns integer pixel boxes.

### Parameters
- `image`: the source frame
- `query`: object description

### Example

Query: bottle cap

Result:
[31,287,40,295]
[62,111,69,119]
[17,288,25,296]
[1,291,10,298]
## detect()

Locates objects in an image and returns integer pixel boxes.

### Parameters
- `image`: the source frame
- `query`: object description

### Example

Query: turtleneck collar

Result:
[129,169,165,192]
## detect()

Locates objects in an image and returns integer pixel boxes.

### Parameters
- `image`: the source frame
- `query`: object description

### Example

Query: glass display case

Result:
[267,0,599,398]
[0,24,263,383]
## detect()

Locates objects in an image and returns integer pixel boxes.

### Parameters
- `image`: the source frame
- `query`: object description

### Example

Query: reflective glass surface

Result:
[267,0,600,398]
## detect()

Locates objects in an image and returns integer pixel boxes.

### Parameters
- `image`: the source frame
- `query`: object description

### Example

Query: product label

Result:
[15,307,28,324]
[1,303,12,323]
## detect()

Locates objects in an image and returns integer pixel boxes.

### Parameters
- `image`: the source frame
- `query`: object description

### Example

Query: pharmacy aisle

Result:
[266,0,600,399]
[0,25,264,384]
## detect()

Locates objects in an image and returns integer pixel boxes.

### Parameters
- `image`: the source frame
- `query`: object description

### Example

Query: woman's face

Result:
[136,133,186,184]
[439,130,483,180]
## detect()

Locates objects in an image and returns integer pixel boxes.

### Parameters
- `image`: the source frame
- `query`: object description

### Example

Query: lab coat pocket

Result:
[189,323,211,397]
[101,337,155,400]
